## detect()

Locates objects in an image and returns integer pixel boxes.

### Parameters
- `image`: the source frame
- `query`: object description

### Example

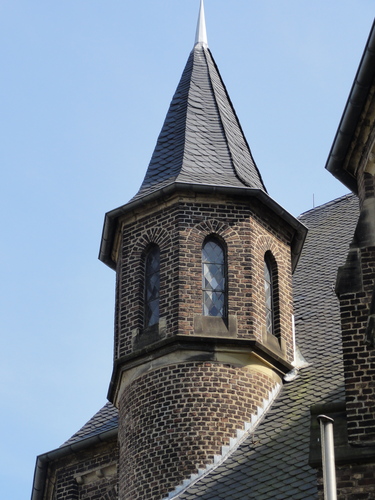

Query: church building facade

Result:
[31,4,375,499]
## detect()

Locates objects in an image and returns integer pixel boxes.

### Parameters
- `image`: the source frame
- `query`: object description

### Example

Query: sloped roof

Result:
[63,402,118,446]
[65,193,358,499]
[132,42,266,202]
[99,38,282,270]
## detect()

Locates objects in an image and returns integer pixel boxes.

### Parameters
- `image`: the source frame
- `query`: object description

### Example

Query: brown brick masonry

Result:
[115,194,294,363]
[51,441,118,500]
[118,361,277,500]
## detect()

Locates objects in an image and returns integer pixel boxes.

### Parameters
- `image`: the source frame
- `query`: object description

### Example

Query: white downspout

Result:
[317,415,337,500]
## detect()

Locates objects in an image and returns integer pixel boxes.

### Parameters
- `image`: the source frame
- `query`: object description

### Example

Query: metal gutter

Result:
[30,428,118,500]
[99,182,307,272]
[325,19,375,192]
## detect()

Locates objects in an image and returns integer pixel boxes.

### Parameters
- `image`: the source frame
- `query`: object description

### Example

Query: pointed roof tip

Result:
[195,0,208,48]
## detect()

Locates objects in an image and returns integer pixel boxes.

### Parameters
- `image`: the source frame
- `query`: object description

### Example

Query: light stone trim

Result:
[115,347,282,407]
[74,462,117,486]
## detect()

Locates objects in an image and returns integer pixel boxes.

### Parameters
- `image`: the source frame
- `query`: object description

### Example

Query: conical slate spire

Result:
[133,7,266,201]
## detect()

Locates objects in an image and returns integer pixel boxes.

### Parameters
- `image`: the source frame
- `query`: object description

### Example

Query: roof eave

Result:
[31,428,118,500]
[325,19,375,193]
[99,182,307,272]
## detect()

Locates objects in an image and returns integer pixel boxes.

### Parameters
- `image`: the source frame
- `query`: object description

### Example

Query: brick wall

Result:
[115,192,295,363]
[48,440,118,500]
[118,361,278,500]
[318,462,375,499]
[339,247,375,444]
[114,190,296,500]
[358,171,375,204]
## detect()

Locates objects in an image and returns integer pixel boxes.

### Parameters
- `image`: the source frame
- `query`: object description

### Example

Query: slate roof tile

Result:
[63,401,118,446]
[132,44,266,202]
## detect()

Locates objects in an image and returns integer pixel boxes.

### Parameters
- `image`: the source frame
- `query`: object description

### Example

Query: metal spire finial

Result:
[195,0,208,47]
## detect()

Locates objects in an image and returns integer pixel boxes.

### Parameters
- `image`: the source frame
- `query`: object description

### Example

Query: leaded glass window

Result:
[202,238,226,317]
[144,245,160,327]
[264,256,274,335]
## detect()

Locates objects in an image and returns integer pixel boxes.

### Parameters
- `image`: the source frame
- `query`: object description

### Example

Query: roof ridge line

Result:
[179,45,245,187]
[179,47,198,179]
[298,193,356,217]
[203,45,267,192]
[202,46,241,186]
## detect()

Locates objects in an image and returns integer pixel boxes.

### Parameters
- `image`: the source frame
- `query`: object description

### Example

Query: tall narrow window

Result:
[202,238,226,317]
[144,245,160,327]
[264,255,274,336]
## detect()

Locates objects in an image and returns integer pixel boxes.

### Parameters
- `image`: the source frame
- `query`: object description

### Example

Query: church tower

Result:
[99,2,306,499]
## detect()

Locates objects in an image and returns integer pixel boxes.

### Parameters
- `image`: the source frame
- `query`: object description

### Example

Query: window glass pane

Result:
[203,263,225,290]
[202,239,225,317]
[203,241,224,263]
[203,291,225,317]
[264,258,273,335]
[145,246,160,327]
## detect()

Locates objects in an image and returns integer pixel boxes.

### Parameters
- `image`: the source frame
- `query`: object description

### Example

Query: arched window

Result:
[202,237,226,317]
[264,254,274,336]
[144,245,160,327]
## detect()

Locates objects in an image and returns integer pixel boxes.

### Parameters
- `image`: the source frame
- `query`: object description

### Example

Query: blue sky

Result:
[1,1,374,498]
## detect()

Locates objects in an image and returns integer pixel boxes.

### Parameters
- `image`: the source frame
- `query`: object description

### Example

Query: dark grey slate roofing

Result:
[65,194,358,499]
[178,193,359,499]
[132,43,266,201]
[63,402,118,446]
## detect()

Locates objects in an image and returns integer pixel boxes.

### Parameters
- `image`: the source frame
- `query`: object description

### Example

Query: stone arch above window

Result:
[122,228,171,334]
[202,236,227,317]
[128,227,172,262]
[187,219,240,246]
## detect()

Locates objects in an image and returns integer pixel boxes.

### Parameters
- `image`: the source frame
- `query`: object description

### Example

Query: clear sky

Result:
[1,1,374,498]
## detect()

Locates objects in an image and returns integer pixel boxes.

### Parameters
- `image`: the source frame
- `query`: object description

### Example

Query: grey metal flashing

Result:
[30,428,118,500]
[325,19,375,192]
[99,181,307,272]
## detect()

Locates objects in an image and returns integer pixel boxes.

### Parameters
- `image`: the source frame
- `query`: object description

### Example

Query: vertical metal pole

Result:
[317,415,337,500]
